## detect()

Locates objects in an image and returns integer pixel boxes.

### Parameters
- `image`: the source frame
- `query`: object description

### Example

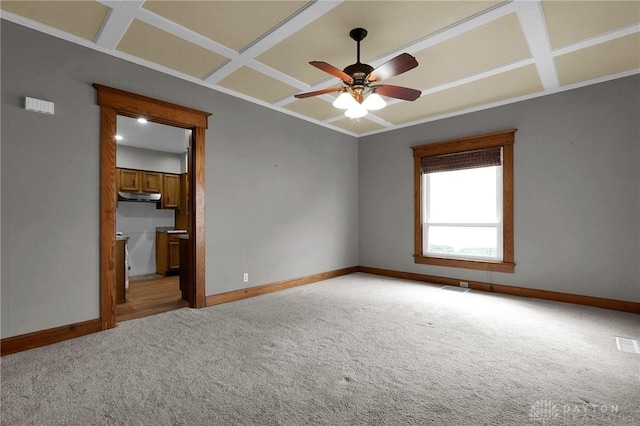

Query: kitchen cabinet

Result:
[179,235,190,303]
[118,169,140,192]
[175,173,189,231]
[118,168,162,193]
[116,237,127,304]
[156,231,181,275]
[117,168,180,210]
[162,174,180,209]
[141,171,162,193]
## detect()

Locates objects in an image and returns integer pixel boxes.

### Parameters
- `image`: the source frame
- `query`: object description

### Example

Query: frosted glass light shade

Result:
[345,103,367,119]
[362,93,386,110]
[333,92,357,109]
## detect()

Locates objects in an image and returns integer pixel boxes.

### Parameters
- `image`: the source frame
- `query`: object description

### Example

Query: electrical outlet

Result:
[460,281,469,288]
[243,273,249,283]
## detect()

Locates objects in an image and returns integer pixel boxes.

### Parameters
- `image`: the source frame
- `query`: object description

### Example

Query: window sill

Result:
[414,254,515,273]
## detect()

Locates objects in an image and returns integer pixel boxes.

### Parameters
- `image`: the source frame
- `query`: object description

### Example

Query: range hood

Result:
[118,191,161,203]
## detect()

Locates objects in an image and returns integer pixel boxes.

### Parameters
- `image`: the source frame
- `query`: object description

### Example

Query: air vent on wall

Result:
[25,96,54,115]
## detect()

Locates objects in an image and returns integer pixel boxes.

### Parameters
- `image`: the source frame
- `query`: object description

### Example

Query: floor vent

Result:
[441,285,470,293]
[615,337,640,354]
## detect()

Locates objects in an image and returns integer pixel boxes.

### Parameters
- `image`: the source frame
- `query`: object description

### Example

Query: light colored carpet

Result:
[1,273,638,425]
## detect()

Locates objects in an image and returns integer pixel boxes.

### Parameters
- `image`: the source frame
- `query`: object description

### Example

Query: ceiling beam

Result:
[133,5,238,60]
[204,0,344,85]
[513,0,559,91]
[94,1,143,50]
[552,23,640,57]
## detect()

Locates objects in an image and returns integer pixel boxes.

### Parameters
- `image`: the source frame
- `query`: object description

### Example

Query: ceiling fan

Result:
[294,28,422,118]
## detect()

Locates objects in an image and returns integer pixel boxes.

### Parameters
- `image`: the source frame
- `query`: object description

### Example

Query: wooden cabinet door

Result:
[155,232,167,275]
[157,233,181,274]
[115,239,126,304]
[118,169,139,192]
[141,171,162,193]
[163,174,180,209]
[179,237,190,302]
[175,173,189,230]
[168,240,180,270]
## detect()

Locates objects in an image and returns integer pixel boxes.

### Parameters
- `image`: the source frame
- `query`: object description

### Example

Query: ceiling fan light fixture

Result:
[362,92,386,111]
[345,103,367,119]
[294,28,420,117]
[333,91,358,109]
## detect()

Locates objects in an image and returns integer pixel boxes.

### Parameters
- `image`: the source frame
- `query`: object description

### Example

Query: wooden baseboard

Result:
[5,264,635,356]
[2,267,358,356]
[206,266,359,307]
[1,318,103,356]
[358,266,640,314]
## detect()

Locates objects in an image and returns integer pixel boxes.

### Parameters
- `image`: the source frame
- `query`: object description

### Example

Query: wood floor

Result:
[116,275,189,322]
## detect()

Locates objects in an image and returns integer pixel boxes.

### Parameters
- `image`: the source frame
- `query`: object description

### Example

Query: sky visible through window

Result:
[427,166,499,258]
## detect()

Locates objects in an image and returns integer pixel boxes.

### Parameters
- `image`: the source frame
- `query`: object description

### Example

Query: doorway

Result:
[94,84,211,329]
[114,116,191,321]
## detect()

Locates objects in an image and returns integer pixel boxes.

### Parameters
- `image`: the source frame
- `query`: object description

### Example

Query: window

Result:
[412,130,515,273]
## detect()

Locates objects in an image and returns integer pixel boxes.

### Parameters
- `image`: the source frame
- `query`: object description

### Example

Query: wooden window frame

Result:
[94,84,211,329]
[412,129,516,273]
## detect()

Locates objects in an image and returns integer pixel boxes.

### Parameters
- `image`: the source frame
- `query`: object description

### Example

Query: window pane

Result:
[428,166,498,223]
[427,226,498,258]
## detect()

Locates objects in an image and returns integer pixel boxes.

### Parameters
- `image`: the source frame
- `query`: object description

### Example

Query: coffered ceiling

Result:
[2,1,638,136]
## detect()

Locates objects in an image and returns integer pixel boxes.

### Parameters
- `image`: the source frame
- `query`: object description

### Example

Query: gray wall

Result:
[359,75,640,302]
[116,203,175,276]
[205,93,358,293]
[1,21,359,338]
[116,145,183,174]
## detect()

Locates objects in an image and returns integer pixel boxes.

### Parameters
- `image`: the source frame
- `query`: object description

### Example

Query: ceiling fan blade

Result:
[373,85,422,101]
[367,53,418,82]
[294,87,342,99]
[310,61,354,83]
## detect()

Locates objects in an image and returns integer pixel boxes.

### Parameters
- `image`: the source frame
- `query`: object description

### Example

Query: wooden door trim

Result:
[93,84,208,129]
[192,127,207,307]
[99,105,117,329]
[94,84,210,328]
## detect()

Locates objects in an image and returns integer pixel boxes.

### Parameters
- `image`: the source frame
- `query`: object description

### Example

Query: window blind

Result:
[421,147,501,174]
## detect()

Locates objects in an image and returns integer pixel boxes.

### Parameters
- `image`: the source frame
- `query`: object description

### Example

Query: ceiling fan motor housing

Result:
[343,63,374,84]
